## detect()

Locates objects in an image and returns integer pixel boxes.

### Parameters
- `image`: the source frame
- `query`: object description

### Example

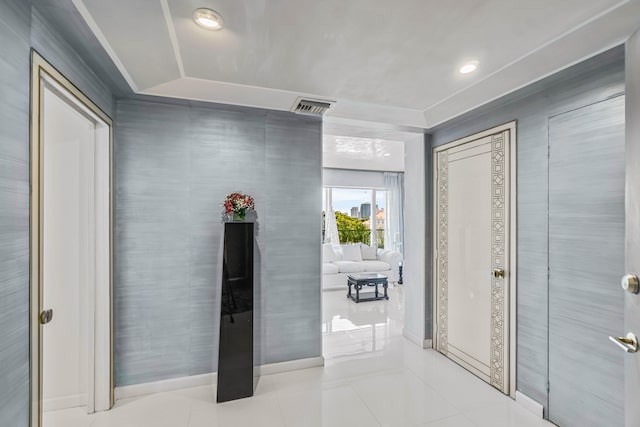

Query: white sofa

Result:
[322,243,403,291]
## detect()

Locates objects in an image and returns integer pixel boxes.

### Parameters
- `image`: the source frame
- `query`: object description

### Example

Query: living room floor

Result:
[44,286,552,427]
[322,283,404,360]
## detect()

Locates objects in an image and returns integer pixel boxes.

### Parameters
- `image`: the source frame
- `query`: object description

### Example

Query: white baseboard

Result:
[403,329,432,349]
[322,286,345,292]
[259,356,325,375]
[515,391,544,418]
[115,372,217,401]
[114,356,325,401]
[43,393,87,412]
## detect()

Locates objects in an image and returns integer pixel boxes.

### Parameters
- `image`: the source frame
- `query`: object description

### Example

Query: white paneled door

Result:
[434,123,515,394]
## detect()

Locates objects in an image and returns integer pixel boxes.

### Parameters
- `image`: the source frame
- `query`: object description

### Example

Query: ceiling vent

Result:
[291,97,336,116]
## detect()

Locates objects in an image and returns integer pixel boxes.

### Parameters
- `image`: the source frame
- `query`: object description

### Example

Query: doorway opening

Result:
[320,131,406,361]
[30,52,113,427]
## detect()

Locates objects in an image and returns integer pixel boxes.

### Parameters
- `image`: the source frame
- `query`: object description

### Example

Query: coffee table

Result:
[347,273,389,303]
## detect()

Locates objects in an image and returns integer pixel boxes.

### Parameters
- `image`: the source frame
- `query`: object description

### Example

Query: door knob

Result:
[609,332,638,353]
[621,274,640,294]
[40,309,53,325]
[492,268,505,279]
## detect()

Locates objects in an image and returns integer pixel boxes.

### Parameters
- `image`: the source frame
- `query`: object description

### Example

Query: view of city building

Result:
[360,203,371,219]
[322,187,386,247]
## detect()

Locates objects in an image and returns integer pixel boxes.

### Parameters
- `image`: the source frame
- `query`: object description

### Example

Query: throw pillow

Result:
[360,244,377,260]
[341,244,363,262]
[322,244,340,262]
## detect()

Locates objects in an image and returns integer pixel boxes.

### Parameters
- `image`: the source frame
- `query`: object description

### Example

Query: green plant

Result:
[335,212,370,245]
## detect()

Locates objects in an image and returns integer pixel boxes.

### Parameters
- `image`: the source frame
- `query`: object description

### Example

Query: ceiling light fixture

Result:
[459,61,479,74]
[193,8,224,30]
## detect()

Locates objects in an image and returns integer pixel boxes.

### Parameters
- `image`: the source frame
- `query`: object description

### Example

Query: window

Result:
[322,187,386,248]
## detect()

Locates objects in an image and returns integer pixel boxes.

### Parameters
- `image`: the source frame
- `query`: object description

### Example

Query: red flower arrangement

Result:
[223,192,255,221]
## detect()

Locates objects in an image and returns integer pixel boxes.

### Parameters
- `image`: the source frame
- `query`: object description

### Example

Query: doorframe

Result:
[431,121,517,397]
[29,50,114,427]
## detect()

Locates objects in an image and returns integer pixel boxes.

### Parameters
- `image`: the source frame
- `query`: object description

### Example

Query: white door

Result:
[32,64,112,425]
[434,123,514,394]
[42,85,96,415]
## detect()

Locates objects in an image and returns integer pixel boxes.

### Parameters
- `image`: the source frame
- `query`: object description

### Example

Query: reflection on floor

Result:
[44,286,553,427]
[322,284,404,359]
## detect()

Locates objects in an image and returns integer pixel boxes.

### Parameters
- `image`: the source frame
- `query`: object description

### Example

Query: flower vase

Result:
[232,210,246,221]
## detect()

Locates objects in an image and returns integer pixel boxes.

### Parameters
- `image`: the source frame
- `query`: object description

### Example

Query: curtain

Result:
[384,172,404,254]
[324,210,340,247]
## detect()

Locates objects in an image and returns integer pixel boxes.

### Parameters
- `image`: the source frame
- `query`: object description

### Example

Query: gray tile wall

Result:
[114,99,322,386]
[429,46,625,411]
[0,1,32,426]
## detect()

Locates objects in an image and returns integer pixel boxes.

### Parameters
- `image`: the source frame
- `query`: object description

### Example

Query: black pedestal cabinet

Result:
[217,222,257,402]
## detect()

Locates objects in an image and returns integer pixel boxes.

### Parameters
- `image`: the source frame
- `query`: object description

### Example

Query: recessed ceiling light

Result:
[460,61,479,74]
[193,8,223,30]
[383,153,391,157]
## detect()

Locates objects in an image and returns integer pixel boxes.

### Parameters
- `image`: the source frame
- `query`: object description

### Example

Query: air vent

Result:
[291,97,335,116]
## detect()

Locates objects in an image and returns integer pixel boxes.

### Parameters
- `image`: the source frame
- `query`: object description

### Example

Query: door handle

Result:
[40,309,53,325]
[609,332,638,353]
[492,268,505,279]
[621,274,640,294]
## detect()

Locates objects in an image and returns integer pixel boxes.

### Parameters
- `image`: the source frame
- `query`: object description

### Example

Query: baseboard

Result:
[515,391,544,418]
[259,356,325,375]
[114,356,325,401]
[322,286,345,292]
[115,372,217,401]
[43,393,86,412]
[403,329,432,349]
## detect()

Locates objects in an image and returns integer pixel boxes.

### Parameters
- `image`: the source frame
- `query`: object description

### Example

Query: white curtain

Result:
[384,172,404,254]
[324,210,340,246]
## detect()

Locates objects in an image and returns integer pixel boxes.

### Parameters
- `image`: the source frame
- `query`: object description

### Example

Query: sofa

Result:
[322,243,403,291]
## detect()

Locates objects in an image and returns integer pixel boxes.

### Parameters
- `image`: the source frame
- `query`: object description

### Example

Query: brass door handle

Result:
[40,309,53,325]
[609,333,638,353]
[621,274,640,294]
[492,268,505,279]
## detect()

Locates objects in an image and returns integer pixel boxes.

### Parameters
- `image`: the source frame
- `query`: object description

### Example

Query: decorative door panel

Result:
[435,125,512,394]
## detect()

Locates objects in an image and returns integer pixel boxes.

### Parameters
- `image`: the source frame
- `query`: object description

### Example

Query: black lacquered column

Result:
[217,222,255,402]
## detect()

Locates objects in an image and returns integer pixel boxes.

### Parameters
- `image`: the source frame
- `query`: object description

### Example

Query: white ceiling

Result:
[72,0,640,128]
[323,135,405,172]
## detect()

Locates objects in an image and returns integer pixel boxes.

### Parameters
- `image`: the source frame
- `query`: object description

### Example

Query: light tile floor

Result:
[44,286,554,427]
